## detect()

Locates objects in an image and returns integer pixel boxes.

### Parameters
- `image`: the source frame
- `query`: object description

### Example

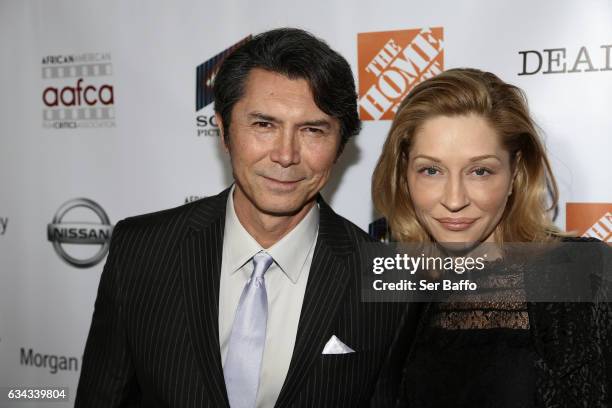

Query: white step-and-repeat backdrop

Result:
[0,0,610,406]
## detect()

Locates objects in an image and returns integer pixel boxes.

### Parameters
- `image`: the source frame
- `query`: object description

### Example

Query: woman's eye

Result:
[419,167,439,176]
[472,167,492,176]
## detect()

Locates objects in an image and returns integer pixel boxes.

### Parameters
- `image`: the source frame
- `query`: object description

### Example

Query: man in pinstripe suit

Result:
[76,28,408,408]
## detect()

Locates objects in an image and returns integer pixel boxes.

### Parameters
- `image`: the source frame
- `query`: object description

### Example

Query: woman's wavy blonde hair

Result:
[372,68,564,243]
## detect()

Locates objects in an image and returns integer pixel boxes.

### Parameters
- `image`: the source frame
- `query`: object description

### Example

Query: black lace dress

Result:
[397,262,539,408]
[378,237,612,408]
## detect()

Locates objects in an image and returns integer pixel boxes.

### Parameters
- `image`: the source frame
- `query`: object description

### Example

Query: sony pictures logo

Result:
[368,218,391,243]
[195,36,251,137]
[41,52,115,129]
[47,198,113,268]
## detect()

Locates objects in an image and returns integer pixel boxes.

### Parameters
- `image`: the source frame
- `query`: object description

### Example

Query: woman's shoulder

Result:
[549,235,609,262]
[558,235,610,262]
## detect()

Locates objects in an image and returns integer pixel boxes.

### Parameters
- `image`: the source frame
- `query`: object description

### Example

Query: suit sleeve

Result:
[369,303,425,408]
[75,221,141,407]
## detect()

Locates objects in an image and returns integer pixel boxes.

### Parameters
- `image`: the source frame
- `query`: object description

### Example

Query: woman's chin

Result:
[430,230,481,246]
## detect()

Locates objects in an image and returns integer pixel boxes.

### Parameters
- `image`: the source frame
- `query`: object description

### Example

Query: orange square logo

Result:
[566,203,612,242]
[357,27,444,121]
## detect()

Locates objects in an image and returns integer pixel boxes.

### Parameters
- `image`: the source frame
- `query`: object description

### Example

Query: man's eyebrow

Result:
[247,112,280,123]
[297,119,331,129]
[247,112,332,129]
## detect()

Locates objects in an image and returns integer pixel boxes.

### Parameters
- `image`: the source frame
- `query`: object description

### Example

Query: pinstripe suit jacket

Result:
[75,188,407,407]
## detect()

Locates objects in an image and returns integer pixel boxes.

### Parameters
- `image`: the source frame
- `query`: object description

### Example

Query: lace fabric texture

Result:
[397,239,612,408]
[398,261,539,408]
[432,301,529,330]
[432,260,530,330]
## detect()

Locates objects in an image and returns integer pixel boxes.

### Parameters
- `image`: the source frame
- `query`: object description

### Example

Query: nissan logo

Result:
[47,198,113,268]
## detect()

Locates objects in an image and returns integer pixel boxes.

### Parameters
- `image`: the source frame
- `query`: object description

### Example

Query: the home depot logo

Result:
[357,27,444,121]
[566,203,612,242]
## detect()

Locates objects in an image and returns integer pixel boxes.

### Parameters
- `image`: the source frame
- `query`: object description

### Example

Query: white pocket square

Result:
[322,335,355,354]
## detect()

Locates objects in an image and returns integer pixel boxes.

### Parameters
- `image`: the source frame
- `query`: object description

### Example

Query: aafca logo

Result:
[358,27,443,121]
[42,52,115,129]
[566,203,612,242]
[195,36,251,137]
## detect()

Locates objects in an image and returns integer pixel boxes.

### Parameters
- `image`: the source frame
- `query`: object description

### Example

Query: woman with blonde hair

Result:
[371,68,611,407]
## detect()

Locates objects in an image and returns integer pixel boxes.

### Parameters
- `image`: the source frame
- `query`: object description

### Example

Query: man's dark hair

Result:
[213,28,361,151]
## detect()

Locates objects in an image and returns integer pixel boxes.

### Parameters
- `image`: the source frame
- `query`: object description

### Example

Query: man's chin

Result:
[263,209,302,217]
[256,201,311,217]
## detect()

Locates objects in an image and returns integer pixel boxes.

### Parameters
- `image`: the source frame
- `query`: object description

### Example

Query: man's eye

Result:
[304,127,324,134]
[254,121,273,128]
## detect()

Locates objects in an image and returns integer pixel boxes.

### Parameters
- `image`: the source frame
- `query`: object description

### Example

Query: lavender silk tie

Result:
[224,251,273,408]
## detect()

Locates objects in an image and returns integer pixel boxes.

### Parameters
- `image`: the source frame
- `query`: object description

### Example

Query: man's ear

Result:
[216,113,229,152]
[334,142,345,163]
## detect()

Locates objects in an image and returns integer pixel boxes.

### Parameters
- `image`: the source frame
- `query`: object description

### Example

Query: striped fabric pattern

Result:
[75,188,408,407]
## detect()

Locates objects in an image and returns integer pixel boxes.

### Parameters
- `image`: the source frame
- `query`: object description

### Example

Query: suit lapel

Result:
[275,198,353,407]
[180,189,230,407]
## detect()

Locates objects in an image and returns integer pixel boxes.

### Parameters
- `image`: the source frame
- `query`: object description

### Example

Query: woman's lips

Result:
[436,217,478,231]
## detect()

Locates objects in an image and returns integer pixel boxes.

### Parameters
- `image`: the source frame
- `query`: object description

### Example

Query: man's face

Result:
[220,68,341,218]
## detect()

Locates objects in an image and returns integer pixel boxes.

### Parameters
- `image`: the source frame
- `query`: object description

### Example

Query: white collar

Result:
[223,185,319,283]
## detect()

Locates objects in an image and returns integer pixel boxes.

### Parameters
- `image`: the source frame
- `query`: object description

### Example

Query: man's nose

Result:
[270,130,300,167]
[441,174,470,212]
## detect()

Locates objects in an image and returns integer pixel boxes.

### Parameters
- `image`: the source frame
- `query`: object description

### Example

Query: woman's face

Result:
[406,114,514,243]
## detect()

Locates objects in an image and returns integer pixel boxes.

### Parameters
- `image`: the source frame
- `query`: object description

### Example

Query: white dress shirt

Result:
[219,186,319,408]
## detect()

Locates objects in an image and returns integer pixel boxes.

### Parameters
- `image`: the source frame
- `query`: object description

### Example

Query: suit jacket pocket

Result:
[319,350,376,375]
